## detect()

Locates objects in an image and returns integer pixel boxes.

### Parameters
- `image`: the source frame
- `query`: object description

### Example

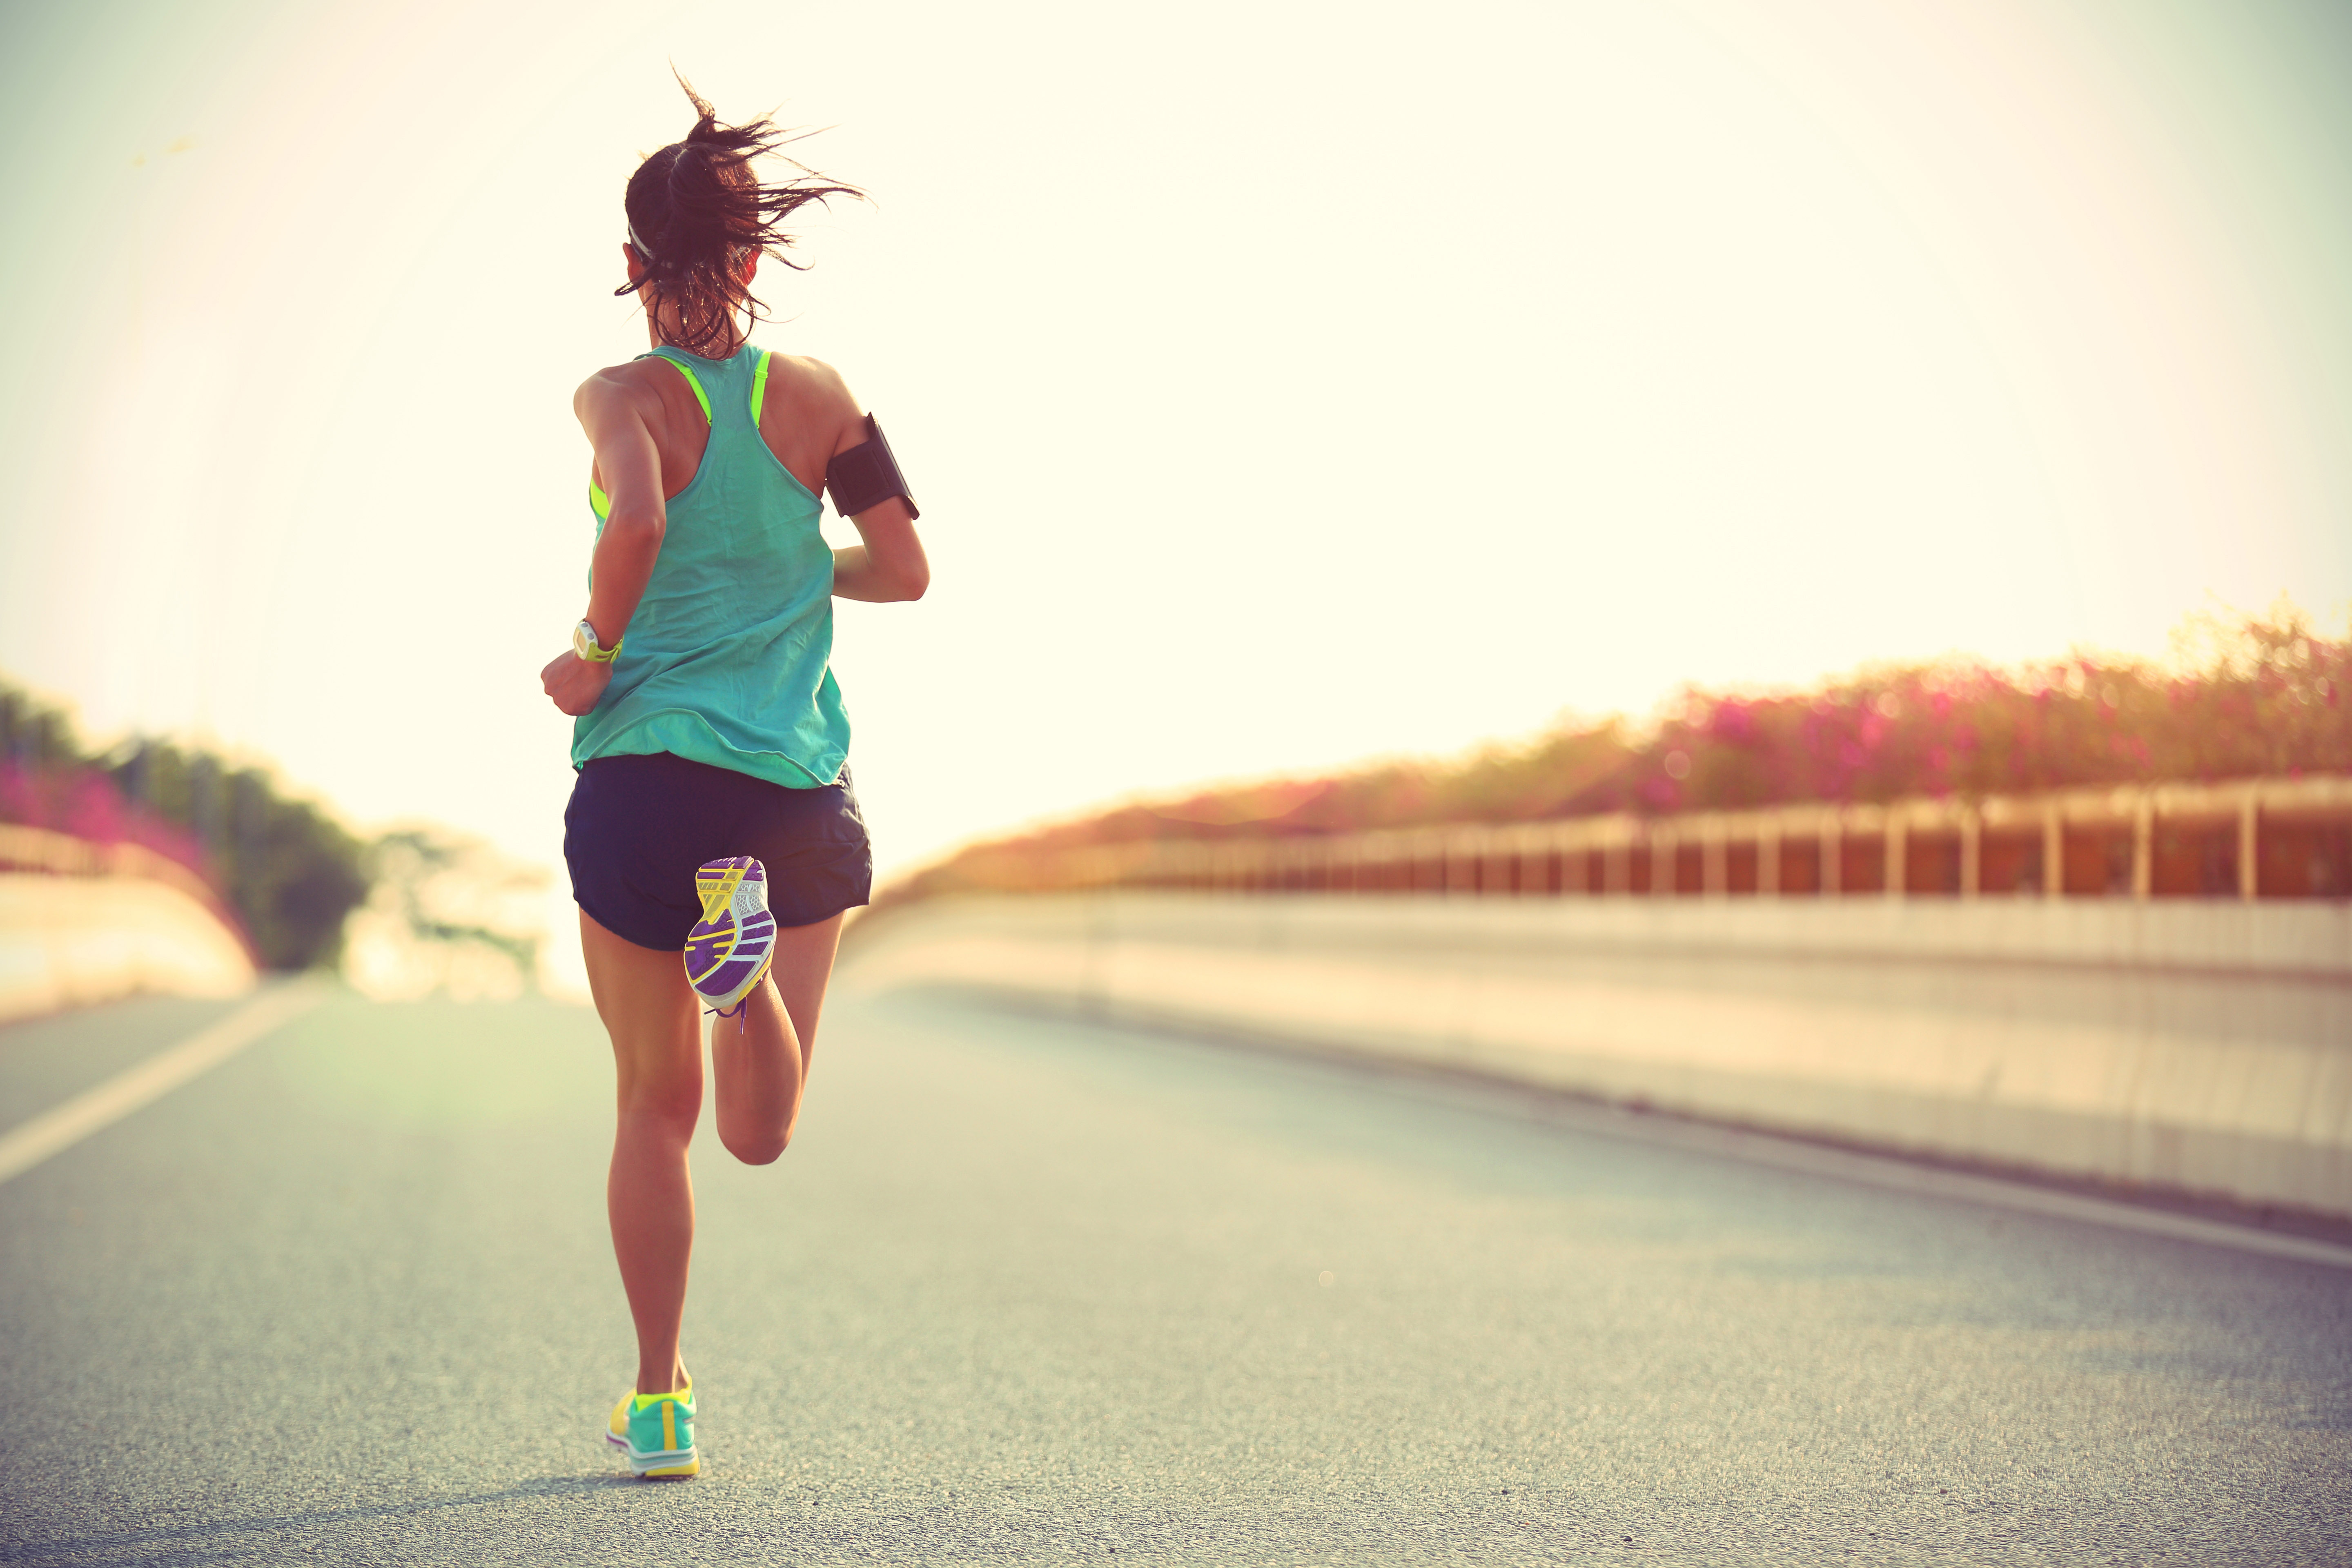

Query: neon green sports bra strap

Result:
[647,350,713,425]
[749,350,773,425]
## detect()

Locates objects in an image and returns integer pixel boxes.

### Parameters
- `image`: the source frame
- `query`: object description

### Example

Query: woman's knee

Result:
[618,1082,702,1140]
[608,1018,704,1134]
[718,1120,789,1166]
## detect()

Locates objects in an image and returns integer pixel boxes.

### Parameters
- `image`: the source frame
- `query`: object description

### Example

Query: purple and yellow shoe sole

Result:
[685,856,776,1013]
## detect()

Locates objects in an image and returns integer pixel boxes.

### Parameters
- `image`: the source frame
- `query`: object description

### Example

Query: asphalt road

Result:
[1,983,2347,1566]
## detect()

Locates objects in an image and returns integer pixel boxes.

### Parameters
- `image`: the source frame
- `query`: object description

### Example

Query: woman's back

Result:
[572,344,850,790]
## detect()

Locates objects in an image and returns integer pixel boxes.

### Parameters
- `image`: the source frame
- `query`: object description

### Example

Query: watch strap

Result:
[575,621,623,663]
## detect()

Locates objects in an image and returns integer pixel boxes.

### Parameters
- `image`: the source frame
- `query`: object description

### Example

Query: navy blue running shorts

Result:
[564,752,873,951]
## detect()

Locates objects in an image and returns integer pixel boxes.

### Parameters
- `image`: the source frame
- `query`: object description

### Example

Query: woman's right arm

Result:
[804,363,927,604]
[829,492,928,604]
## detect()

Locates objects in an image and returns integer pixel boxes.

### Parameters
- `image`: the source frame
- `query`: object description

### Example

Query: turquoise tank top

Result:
[570,344,850,789]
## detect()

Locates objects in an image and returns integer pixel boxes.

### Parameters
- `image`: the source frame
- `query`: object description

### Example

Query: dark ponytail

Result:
[619,75,864,356]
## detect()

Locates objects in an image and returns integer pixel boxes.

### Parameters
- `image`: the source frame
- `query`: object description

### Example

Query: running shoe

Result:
[606,1373,698,1477]
[684,856,776,1015]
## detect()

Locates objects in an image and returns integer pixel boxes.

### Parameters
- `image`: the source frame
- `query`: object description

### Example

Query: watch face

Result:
[572,621,596,660]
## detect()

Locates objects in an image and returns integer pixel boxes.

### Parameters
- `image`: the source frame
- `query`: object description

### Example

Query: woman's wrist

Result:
[573,618,624,663]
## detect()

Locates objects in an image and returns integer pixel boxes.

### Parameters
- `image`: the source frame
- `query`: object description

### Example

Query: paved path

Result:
[1,985,2347,1564]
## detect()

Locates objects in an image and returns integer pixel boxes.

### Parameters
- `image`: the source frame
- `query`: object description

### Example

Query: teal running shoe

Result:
[605,1374,698,1477]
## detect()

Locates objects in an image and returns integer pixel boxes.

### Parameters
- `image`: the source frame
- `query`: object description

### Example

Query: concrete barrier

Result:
[0,872,257,1023]
[840,891,2352,1218]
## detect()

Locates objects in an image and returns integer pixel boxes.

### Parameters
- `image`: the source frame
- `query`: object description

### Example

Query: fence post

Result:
[1820,812,1841,897]
[2132,793,2154,900]
[2043,805,2065,901]
[1561,829,1586,896]
[1758,819,1780,897]
[1960,805,1981,899]
[1702,819,1727,897]
[2238,788,2259,902]
[1885,811,1907,901]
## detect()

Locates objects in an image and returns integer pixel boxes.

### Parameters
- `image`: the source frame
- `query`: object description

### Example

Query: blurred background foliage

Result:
[341,828,546,1002]
[10,601,2345,939]
[0,685,370,969]
[893,603,2348,902]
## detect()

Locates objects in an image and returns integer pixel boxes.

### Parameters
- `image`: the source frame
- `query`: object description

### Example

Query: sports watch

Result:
[572,620,622,663]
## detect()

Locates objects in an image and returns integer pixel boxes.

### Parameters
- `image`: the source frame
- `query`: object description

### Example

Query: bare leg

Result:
[581,910,699,1396]
[708,913,845,1165]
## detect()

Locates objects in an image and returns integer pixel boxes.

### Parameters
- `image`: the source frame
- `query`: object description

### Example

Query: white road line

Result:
[0,982,328,1185]
[1031,1004,2352,1272]
[1627,1114,2352,1271]
[1414,1076,2352,1271]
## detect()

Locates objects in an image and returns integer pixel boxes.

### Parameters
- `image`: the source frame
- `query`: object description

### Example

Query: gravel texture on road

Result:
[2,987,2347,1564]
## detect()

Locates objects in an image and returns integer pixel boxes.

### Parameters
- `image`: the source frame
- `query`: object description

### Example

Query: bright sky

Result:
[2,0,2348,961]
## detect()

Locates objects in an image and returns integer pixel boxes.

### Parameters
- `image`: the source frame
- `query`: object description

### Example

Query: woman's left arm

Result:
[543,371,669,716]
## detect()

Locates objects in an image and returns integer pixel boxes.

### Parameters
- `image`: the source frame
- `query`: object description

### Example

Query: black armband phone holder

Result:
[824,415,919,520]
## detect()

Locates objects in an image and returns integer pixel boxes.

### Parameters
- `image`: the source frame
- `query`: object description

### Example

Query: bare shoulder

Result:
[765,352,856,403]
[761,354,869,452]
[572,359,673,422]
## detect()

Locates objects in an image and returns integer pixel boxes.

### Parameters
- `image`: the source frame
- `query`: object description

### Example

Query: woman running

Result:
[539,84,928,1480]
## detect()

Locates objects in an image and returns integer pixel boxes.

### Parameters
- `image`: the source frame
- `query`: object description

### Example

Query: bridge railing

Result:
[0,822,238,921]
[1016,774,2352,902]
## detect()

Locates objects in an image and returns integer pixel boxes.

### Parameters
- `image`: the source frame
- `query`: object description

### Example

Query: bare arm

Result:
[542,372,669,717]
[831,494,928,603]
[799,363,927,604]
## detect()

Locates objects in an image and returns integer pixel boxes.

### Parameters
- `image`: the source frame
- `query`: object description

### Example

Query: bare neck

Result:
[643,305,746,359]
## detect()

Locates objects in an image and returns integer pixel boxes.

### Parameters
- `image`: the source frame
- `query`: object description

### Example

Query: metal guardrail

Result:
[0,823,236,917]
[1015,774,2352,902]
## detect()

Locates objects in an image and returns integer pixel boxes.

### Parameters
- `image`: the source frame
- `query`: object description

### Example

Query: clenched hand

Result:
[542,650,613,717]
